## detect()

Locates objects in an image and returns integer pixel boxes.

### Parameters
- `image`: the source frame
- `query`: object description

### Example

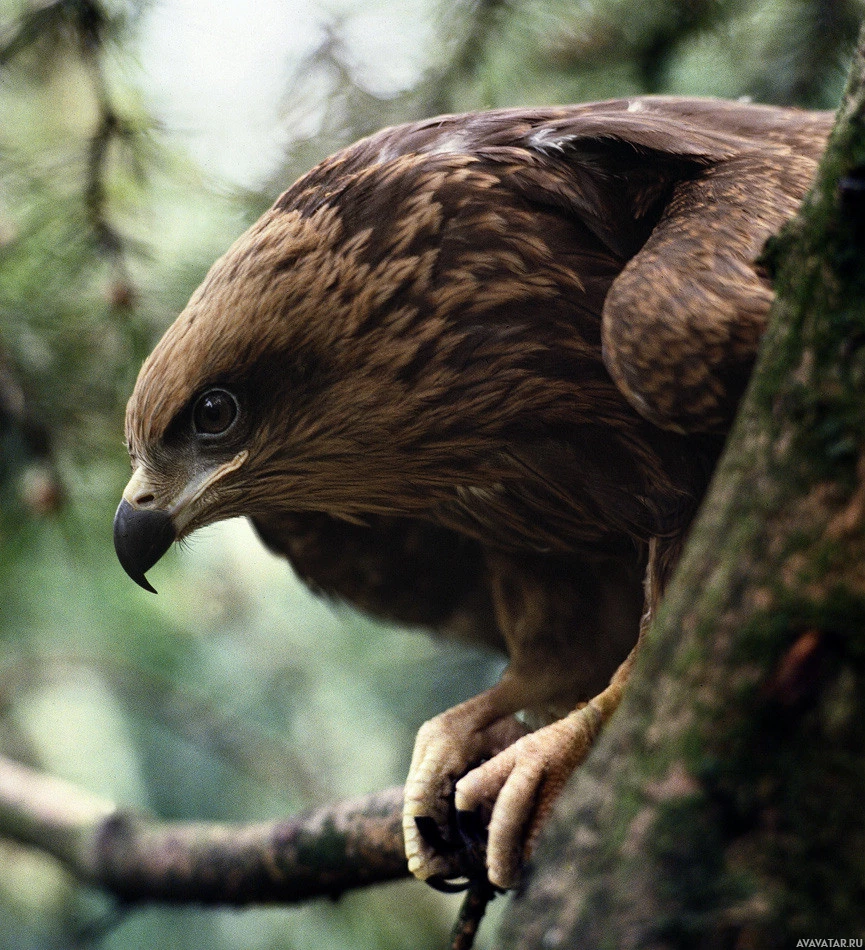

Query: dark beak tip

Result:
[113,499,176,594]
[134,573,159,595]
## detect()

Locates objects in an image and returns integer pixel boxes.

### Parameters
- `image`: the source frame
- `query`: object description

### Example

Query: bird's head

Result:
[113,193,420,591]
[113,144,553,591]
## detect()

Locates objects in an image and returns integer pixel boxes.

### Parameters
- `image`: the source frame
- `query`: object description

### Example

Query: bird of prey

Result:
[113,97,831,890]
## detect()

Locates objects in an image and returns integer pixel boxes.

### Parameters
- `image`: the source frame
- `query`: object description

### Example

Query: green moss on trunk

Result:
[500,24,865,950]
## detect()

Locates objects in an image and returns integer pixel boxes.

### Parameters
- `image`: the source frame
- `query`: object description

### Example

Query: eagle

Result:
[113,97,831,891]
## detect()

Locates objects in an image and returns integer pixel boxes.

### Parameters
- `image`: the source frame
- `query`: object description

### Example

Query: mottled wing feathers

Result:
[121,96,833,646]
[280,98,731,261]
[126,97,831,548]
[424,97,830,432]
[595,106,832,431]
[476,101,831,432]
[273,100,830,437]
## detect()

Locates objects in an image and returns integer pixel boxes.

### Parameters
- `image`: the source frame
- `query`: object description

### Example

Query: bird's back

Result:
[245,99,829,636]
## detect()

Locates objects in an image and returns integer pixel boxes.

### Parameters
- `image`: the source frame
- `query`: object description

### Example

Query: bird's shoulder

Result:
[274,96,832,258]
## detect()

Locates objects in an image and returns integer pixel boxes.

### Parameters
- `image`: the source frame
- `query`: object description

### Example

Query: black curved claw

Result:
[456,808,488,847]
[414,814,494,893]
[425,874,473,894]
[415,815,459,854]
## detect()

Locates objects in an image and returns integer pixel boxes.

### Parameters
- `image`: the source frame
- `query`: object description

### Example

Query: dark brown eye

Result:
[192,388,239,437]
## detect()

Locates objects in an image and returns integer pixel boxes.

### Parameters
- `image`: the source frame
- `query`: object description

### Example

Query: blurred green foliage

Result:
[0,0,861,948]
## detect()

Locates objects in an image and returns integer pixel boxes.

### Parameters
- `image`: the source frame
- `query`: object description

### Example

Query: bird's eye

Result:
[192,388,239,437]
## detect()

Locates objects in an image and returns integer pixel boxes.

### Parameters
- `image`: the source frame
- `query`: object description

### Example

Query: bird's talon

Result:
[425,874,473,894]
[456,807,488,846]
[414,814,455,852]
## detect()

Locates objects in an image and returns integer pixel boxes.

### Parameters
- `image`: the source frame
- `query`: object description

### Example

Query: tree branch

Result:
[0,755,410,904]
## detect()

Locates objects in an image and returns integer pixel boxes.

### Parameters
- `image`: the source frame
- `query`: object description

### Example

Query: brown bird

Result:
[113,97,831,890]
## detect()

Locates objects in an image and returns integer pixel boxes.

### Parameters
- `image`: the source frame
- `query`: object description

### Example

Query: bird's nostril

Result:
[135,492,155,506]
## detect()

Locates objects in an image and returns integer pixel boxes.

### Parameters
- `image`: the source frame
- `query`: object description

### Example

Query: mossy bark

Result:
[500,26,865,950]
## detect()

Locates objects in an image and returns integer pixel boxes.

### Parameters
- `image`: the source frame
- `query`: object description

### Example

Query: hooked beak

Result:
[113,451,248,593]
[113,498,175,593]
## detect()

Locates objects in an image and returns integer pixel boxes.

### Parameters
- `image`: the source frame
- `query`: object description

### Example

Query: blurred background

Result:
[0,0,861,947]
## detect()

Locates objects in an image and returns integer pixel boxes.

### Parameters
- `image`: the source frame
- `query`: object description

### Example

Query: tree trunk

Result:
[500,26,865,950]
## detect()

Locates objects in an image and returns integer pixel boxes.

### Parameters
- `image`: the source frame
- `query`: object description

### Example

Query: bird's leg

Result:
[403,639,643,890]
[450,538,673,888]
[403,673,532,885]
[452,633,642,889]
[404,548,652,890]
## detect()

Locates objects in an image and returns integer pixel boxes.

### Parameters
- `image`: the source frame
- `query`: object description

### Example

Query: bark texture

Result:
[500,26,865,950]
[0,756,409,904]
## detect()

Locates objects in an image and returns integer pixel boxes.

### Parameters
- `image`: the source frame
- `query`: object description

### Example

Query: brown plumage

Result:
[113,97,832,889]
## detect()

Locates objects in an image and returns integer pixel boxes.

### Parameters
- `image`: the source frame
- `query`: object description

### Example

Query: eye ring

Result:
[192,387,240,438]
